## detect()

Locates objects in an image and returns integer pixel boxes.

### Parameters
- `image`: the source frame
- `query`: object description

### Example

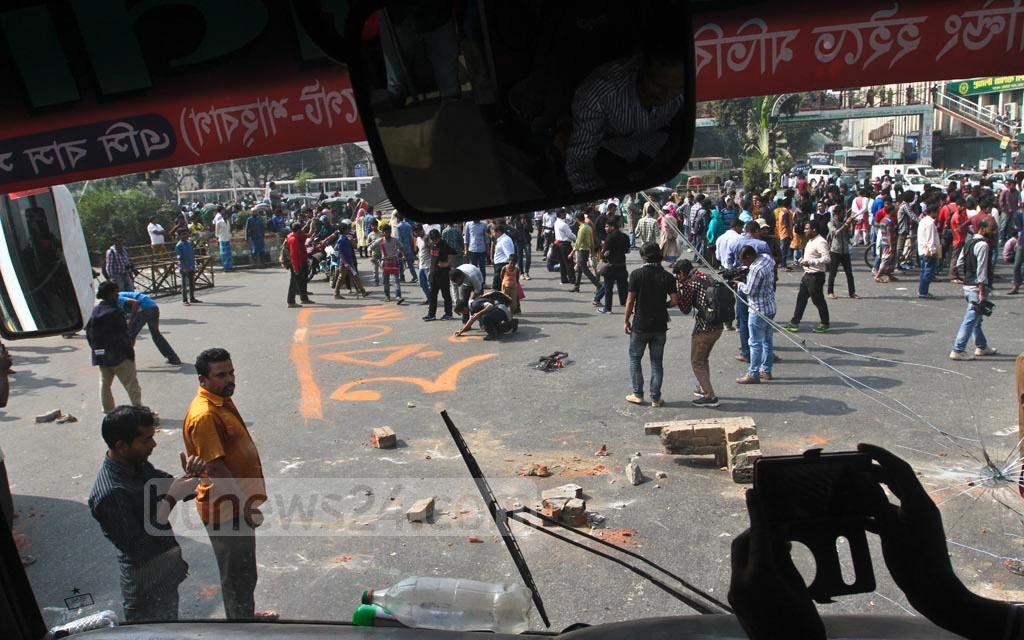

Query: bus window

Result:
[0,190,81,337]
[343,180,358,192]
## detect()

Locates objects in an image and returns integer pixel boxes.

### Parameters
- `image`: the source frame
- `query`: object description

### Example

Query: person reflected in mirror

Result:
[379,3,461,108]
[453,292,518,341]
[89,406,206,622]
[565,45,687,192]
[729,444,1024,640]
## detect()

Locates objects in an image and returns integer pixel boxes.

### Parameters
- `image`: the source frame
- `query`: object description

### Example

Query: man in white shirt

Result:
[553,210,577,284]
[490,224,516,292]
[450,263,484,323]
[784,220,832,333]
[541,210,558,254]
[147,217,167,254]
[916,204,940,299]
[214,208,234,271]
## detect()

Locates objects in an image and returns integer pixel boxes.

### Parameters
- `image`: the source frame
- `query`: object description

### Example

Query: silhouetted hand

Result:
[857,443,973,630]
[728,489,826,640]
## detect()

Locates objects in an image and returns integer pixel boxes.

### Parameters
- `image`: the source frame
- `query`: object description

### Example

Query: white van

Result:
[806,165,842,188]
[871,164,935,181]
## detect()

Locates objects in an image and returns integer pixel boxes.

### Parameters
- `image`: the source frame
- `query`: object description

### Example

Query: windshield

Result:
[4,1,1024,636]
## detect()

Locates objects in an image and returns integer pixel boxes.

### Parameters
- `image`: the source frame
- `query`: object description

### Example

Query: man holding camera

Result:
[735,245,776,383]
[950,217,998,361]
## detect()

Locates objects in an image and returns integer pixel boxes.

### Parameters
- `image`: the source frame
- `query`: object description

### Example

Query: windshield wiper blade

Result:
[442,410,732,622]
[441,410,551,628]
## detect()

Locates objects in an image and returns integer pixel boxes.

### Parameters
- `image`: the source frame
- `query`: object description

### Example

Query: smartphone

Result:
[753,449,875,603]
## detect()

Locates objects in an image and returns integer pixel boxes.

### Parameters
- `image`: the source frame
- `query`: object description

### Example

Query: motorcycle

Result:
[306,239,331,282]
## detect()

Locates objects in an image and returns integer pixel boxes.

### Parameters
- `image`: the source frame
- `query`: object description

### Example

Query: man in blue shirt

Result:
[332,223,368,299]
[463,220,489,283]
[394,213,416,282]
[119,291,181,365]
[244,213,266,268]
[174,229,201,306]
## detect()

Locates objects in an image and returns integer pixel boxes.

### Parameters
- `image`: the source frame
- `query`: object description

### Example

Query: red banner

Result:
[0,0,1019,195]
[694,0,1024,101]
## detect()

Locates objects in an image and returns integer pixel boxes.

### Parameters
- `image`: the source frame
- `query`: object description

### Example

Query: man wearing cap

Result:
[87,281,144,413]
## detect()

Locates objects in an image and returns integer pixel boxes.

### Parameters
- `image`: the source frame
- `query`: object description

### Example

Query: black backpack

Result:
[696,275,735,325]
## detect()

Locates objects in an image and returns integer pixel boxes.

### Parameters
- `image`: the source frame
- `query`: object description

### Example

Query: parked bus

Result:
[177,187,264,204]
[669,157,733,188]
[270,176,375,200]
[833,148,875,172]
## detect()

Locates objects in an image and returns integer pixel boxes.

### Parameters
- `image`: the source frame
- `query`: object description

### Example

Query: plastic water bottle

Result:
[351,604,404,627]
[47,610,118,638]
[362,577,532,633]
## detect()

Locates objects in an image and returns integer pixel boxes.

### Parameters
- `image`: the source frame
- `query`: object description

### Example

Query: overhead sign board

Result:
[948,76,1024,96]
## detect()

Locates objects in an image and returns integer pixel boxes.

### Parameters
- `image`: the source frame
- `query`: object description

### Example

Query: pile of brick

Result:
[539,483,587,526]
[646,416,762,483]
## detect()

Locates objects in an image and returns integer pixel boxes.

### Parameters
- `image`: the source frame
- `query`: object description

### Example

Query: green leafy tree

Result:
[76,188,164,252]
[294,169,316,193]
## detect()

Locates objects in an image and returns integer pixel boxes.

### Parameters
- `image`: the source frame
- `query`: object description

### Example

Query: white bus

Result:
[833,148,875,172]
[268,176,375,200]
[177,187,264,204]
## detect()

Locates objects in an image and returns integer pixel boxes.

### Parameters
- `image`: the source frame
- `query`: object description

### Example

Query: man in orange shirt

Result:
[183,348,273,620]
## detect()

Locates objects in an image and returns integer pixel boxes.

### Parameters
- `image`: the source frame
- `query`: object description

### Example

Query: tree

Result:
[294,169,316,194]
[76,188,164,252]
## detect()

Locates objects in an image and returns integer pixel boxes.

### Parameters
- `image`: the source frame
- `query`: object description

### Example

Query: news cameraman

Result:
[950,217,998,361]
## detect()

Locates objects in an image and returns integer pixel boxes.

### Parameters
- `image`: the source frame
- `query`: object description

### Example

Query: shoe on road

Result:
[736,374,761,384]
[396,297,406,305]
[510,319,519,333]
[651,399,665,408]
[693,385,705,398]
[288,303,301,308]
[522,274,531,280]
[596,308,610,314]
[440,314,454,321]
[691,395,720,408]
[783,323,799,332]
[422,315,437,321]
[760,371,773,381]
[735,354,750,363]
[189,298,202,303]
[918,293,936,299]
[625,394,645,405]
[812,324,831,333]
[975,347,997,356]
[949,351,975,361]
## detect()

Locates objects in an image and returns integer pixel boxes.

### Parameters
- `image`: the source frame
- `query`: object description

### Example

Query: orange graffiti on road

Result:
[294,304,497,415]
[331,353,497,401]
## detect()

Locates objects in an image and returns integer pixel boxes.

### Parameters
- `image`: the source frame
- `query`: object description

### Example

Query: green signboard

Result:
[948,76,1024,96]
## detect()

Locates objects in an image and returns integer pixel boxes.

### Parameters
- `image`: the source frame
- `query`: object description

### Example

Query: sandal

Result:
[827,293,838,299]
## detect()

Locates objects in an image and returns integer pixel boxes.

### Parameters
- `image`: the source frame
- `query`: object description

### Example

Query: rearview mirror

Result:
[340,0,695,220]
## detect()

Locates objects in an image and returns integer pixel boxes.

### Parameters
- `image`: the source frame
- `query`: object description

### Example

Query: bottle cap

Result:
[352,604,378,627]
[361,589,373,605]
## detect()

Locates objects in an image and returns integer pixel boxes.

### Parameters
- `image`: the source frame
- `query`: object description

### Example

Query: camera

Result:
[971,299,994,317]
[717,266,748,283]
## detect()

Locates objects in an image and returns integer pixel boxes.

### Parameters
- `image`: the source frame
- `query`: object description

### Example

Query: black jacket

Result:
[86,301,134,367]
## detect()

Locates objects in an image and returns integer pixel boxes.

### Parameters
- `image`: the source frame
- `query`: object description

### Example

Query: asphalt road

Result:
[5,248,1024,630]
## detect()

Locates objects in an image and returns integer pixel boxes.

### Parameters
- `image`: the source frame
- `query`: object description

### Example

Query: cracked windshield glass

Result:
[1,1,1024,638]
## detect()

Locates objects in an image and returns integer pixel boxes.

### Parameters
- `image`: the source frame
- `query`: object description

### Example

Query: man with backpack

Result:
[674,259,732,408]
[623,243,679,408]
